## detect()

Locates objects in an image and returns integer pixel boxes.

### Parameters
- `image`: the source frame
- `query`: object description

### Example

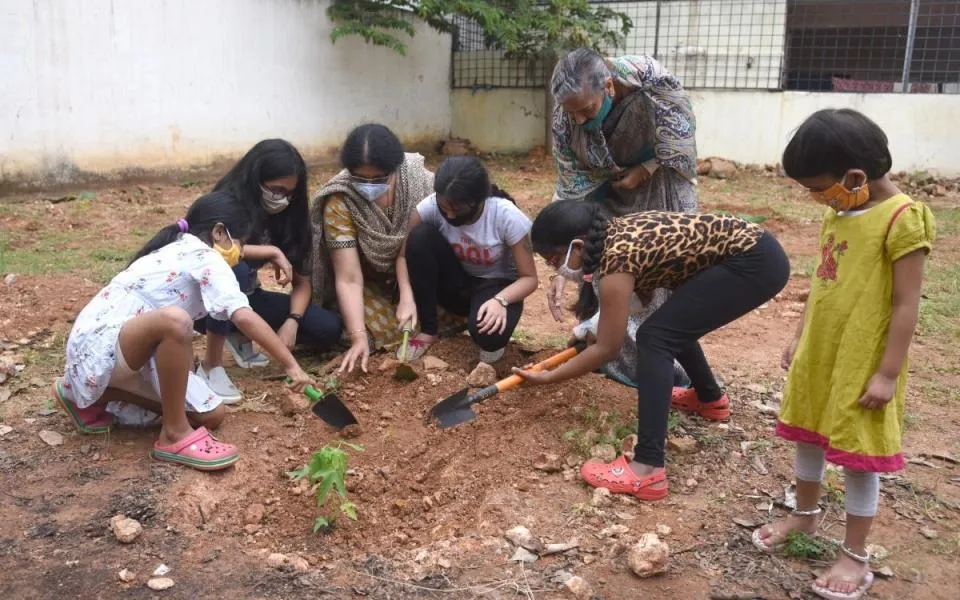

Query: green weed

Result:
[783,530,835,560]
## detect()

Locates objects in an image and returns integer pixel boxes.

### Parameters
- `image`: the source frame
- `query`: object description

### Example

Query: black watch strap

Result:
[288,313,303,324]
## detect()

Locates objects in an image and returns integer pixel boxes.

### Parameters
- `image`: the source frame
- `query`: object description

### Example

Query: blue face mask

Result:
[354,183,389,202]
[582,94,613,131]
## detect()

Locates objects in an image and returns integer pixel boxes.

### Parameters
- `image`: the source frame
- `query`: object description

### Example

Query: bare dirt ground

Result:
[1,156,958,600]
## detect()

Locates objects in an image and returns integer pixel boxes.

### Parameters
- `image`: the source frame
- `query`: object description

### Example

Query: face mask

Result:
[557,240,583,282]
[810,175,870,212]
[214,227,241,267]
[260,186,290,215]
[442,201,482,227]
[583,94,613,131]
[354,183,390,203]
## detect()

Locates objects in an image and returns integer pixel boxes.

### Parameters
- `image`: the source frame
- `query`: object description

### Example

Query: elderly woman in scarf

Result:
[548,48,698,389]
[311,124,433,373]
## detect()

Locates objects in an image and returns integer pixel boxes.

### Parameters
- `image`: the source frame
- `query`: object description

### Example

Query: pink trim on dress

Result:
[775,421,904,473]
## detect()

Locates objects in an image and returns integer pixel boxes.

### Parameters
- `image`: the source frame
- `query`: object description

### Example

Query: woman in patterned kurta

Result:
[56,192,315,471]
[310,124,436,374]
[547,47,698,390]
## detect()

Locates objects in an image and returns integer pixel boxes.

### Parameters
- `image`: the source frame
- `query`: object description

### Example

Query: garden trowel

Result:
[287,378,358,429]
[429,344,584,429]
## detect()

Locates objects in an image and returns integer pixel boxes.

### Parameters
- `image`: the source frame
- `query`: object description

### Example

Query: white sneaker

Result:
[196,363,243,404]
[225,333,270,369]
[478,347,506,363]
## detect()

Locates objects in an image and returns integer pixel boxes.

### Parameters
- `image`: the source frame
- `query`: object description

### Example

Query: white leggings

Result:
[795,442,879,517]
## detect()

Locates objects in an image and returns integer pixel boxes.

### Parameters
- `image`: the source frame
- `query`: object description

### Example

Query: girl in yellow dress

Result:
[752,109,935,600]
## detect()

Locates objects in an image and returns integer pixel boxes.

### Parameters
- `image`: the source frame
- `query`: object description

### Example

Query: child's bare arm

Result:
[859,248,927,409]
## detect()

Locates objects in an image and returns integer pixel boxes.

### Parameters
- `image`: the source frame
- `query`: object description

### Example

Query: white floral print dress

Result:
[62,234,250,425]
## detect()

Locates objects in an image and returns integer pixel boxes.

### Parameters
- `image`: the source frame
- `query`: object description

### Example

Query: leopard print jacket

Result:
[597,212,765,301]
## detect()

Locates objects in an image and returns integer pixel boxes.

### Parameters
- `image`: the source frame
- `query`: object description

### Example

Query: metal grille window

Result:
[450,0,959,93]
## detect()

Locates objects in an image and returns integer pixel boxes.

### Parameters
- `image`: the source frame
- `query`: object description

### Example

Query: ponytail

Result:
[489,184,517,206]
[573,204,612,320]
[128,225,185,267]
[127,191,254,268]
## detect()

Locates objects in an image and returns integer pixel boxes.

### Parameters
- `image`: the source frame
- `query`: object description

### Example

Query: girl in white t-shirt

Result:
[402,156,539,363]
[55,191,315,471]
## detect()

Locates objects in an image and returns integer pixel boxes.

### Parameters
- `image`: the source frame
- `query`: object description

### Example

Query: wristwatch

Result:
[494,294,508,307]
[287,313,303,325]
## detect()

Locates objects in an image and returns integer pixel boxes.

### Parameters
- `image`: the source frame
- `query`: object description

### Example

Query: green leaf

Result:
[287,466,309,481]
[316,476,337,506]
[340,501,358,521]
[313,516,330,533]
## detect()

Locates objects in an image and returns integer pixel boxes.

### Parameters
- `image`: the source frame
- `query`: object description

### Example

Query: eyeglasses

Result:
[348,174,390,185]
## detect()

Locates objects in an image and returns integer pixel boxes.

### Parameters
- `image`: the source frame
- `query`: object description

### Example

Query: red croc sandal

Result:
[52,378,113,434]
[152,427,239,471]
[580,455,669,501]
[671,388,731,421]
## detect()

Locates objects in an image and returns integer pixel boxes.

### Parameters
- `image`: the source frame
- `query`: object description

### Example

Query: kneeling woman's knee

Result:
[405,221,441,257]
[194,404,226,430]
[156,306,194,343]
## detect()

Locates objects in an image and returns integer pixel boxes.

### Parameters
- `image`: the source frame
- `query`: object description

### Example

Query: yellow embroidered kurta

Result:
[777,195,935,472]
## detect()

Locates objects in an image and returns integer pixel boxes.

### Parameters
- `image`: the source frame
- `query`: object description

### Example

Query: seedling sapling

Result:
[288,440,364,532]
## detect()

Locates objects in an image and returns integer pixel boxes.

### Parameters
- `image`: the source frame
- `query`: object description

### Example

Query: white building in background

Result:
[1,0,958,186]
[0,0,451,188]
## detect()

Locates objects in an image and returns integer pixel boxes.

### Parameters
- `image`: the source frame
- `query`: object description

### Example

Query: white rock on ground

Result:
[509,546,539,563]
[532,452,562,473]
[118,569,136,583]
[504,525,542,553]
[466,361,497,387]
[146,577,174,591]
[109,515,143,544]
[38,430,64,447]
[564,575,594,599]
[423,356,448,371]
[590,487,612,507]
[152,564,171,577]
[627,533,670,578]
[590,443,617,461]
[266,552,311,572]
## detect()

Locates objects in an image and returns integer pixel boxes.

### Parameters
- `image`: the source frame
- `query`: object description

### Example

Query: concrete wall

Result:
[451,89,546,153]
[0,0,452,187]
[451,88,960,175]
[691,90,959,174]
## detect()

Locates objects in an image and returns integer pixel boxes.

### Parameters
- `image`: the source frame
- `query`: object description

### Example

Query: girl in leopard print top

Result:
[514,200,789,502]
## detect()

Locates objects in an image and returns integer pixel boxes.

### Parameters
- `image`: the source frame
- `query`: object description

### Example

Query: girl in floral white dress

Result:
[54,191,315,471]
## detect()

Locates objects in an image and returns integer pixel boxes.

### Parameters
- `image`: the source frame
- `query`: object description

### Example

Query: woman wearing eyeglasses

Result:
[311,124,435,374]
[195,139,344,403]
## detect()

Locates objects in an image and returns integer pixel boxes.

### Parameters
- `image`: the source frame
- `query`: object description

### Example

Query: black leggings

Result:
[406,222,522,351]
[632,233,790,467]
[195,261,343,350]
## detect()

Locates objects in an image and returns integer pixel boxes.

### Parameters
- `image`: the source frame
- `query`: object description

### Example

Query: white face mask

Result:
[260,185,290,215]
[354,182,390,203]
[557,240,583,282]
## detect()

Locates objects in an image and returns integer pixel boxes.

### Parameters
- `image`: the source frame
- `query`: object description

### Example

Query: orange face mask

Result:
[810,178,870,212]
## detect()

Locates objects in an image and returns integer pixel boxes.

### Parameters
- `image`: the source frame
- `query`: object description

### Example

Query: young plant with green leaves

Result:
[288,441,364,532]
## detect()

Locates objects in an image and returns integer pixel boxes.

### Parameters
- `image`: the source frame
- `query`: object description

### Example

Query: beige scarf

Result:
[309,153,434,303]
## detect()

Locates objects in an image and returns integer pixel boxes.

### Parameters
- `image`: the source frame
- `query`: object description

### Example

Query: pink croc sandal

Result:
[152,427,239,471]
[580,455,669,501]
[52,378,113,434]
[671,388,731,421]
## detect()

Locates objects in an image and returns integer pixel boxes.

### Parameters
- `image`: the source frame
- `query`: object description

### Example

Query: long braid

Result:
[574,204,612,320]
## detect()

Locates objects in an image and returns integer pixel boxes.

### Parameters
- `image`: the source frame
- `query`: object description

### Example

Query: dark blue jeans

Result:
[195,261,343,350]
